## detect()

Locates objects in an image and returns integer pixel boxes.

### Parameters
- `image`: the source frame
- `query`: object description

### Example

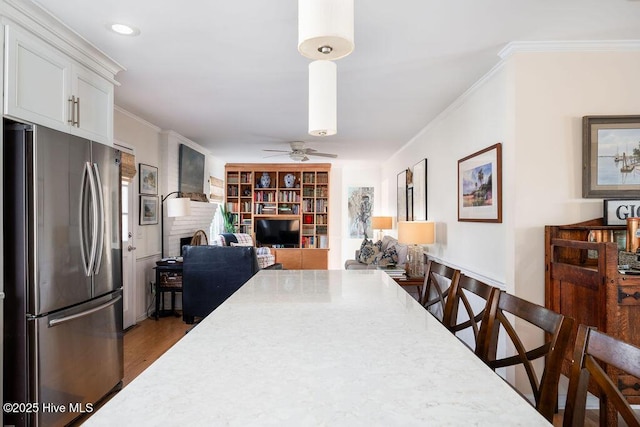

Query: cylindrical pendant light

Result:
[298,0,354,60]
[308,60,337,137]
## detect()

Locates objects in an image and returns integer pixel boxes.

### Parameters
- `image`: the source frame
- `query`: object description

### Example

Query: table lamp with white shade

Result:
[371,216,393,241]
[397,221,435,277]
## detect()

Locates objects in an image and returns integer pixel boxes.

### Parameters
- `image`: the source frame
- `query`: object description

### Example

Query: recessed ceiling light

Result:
[109,23,140,36]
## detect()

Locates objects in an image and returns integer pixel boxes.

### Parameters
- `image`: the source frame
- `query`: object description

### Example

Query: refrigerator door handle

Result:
[86,161,100,276]
[92,163,105,275]
[48,295,122,327]
[79,162,93,276]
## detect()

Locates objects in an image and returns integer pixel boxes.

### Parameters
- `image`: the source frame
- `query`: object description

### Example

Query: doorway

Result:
[121,177,136,329]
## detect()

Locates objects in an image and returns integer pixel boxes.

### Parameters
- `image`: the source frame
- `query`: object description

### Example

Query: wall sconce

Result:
[397,221,435,277]
[161,192,191,258]
[371,216,393,241]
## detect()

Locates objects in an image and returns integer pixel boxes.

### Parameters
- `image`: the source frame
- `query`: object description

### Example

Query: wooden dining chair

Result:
[563,325,640,427]
[442,273,499,351]
[476,290,575,422]
[419,260,460,322]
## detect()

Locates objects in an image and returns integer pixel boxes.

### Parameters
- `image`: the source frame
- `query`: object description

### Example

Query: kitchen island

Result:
[85,270,549,426]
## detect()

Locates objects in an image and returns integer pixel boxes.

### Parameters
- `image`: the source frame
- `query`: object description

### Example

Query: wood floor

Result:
[123,314,192,386]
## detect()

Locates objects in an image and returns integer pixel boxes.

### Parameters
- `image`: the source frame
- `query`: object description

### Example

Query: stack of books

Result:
[378,265,406,279]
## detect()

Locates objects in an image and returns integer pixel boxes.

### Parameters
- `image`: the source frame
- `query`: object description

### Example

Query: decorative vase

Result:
[260,172,271,188]
[283,173,296,188]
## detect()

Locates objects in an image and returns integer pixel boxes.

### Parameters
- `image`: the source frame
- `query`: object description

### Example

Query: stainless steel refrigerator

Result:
[3,119,123,427]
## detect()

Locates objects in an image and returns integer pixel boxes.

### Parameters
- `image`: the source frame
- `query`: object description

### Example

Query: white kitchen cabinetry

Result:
[4,22,114,145]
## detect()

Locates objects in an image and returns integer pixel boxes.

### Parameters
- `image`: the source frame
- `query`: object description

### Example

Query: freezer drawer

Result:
[31,292,122,427]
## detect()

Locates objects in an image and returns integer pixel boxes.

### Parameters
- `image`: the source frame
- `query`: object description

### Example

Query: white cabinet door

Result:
[71,64,113,145]
[4,24,71,132]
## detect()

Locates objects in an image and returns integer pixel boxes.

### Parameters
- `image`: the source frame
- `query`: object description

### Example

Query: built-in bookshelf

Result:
[225,163,331,251]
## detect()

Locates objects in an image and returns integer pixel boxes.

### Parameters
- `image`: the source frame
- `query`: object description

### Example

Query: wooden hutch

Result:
[225,163,330,269]
[545,218,640,419]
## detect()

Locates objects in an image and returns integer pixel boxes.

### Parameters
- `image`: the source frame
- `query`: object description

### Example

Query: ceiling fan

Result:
[263,141,338,162]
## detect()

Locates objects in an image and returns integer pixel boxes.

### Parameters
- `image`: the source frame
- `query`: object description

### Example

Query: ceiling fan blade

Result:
[302,148,317,153]
[309,152,338,158]
[263,149,290,153]
[263,153,287,158]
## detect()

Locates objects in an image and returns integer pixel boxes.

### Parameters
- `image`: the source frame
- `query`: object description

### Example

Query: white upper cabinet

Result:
[71,63,114,143]
[4,23,70,131]
[1,4,122,146]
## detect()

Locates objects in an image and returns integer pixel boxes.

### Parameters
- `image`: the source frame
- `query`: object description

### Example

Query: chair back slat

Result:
[477,290,574,422]
[563,325,640,427]
[420,260,459,322]
[443,274,498,352]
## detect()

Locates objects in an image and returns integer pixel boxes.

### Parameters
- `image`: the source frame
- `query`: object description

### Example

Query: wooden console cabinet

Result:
[270,248,328,270]
[225,163,330,269]
[545,218,640,414]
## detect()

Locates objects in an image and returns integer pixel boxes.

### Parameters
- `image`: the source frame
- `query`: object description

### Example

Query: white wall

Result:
[379,46,640,395]
[332,162,387,268]
[114,108,225,322]
[382,64,511,286]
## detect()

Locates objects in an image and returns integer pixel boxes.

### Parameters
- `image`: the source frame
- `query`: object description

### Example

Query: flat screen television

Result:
[255,219,300,247]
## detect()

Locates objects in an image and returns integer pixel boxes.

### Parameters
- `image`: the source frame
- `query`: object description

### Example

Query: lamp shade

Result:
[371,216,393,230]
[167,197,191,218]
[298,0,354,60]
[397,221,435,245]
[308,60,337,137]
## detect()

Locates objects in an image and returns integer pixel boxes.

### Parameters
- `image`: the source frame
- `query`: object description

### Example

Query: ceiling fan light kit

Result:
[308,60,337,137]
[298,0,354,61]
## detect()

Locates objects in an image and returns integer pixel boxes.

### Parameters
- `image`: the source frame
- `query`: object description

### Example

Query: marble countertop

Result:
[85,270,550,426]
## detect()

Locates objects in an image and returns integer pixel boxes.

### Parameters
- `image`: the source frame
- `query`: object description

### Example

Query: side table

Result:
[393,276,424,301]
[153,263,183,320]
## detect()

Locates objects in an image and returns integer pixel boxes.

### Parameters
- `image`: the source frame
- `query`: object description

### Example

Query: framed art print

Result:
[582,115,640,198]
[458,143,502,223]
[139,195,159,225]
[412,159,427,220]
[397,169,408,222]
[139,163,158,195]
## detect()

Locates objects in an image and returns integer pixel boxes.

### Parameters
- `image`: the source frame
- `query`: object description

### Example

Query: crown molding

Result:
[115,106,162,132]
[499,40,640,59]
[0,0,125,83]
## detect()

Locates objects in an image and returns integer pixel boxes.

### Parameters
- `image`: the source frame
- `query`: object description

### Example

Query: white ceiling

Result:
[32,0,640,164]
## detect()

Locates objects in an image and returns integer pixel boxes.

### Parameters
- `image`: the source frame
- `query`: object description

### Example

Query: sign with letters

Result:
[604,199,640,225]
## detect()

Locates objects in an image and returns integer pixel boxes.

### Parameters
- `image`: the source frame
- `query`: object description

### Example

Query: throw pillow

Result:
[393,243,409,265]
[376,245,399,266]
[357,239,380,264]
[380,235,397,252]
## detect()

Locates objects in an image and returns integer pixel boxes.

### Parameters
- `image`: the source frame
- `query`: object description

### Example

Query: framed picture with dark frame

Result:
[139,163,158,195]
[179,144,206,197]
[139,195,159,225]
[397,169,408,221]
[412,159,427,220]
[582,115,640,198]
[458,143,502,223]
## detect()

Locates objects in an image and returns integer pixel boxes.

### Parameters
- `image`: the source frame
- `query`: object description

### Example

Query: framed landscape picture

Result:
[458,143,502,223]
[140,195,159,225]
[139,163,158,195]
[582,115,640,198]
